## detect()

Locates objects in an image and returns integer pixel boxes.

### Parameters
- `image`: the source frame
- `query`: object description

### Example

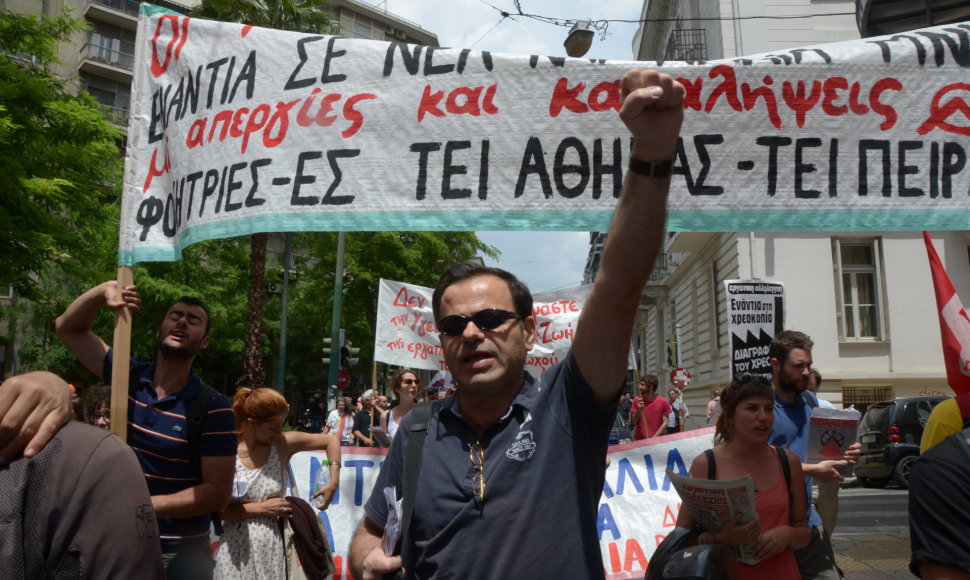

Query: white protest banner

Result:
[288,427,715,579]
[374,278,592,377]
[121,6,970,265]
[374,278,440,371]
[725,280,785,377]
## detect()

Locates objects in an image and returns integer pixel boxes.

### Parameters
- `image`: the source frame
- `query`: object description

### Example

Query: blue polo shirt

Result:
[365,351,616,579]
[769,389,823,529]
[104,349,237,549]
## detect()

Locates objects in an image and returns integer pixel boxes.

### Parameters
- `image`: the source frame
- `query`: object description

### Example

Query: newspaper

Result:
[370,426,393,448]
[807,407,861,477]
[667,470,763,565]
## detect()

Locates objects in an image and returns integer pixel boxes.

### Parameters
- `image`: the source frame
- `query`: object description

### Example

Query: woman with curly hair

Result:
[214,387,341,579]
[675,373,810,578]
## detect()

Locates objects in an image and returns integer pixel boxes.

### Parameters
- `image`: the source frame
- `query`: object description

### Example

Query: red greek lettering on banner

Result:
[150,15,190,78]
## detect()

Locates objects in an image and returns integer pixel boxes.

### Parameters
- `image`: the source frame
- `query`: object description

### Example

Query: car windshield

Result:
[860,404,892,433]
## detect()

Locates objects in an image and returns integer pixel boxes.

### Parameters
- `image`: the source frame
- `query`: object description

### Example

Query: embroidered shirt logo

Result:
[505,430,536,462]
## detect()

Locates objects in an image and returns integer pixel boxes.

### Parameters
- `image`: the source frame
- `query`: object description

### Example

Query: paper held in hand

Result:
[807,407,861,477]
[382,486,402,556]
[666,470,764,565]
[370,426,392,448]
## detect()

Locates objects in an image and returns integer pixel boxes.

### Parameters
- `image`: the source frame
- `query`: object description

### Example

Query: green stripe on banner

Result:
[139,3,182,17]
[117,208,970,266]
[665,209,970,232]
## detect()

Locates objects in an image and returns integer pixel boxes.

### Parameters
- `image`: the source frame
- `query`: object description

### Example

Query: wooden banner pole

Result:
[109,265,134,441]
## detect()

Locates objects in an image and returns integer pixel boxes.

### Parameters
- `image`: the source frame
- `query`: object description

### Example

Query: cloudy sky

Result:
[382,0,645,292]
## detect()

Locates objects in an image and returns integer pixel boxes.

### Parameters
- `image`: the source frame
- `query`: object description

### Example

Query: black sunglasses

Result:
[437,308,522,337]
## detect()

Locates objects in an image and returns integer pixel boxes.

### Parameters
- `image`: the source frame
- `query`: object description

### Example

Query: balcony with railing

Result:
[79,41,134,82]
[85,0,141,29]
[100,105,130,128]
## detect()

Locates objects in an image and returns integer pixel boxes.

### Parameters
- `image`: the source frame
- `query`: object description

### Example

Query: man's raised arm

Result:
[572,69,685,404]
[55,281,141,377]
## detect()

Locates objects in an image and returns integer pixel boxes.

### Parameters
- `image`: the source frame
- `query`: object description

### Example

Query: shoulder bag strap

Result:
[398,401,436,560]
[775,445,793,504]
[703,448,716,480]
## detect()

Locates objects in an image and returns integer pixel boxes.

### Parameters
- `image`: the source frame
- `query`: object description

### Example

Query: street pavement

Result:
[830,481,916,580]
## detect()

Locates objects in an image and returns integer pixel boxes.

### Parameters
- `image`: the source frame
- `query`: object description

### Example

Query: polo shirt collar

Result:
[441,371,537,423]
[134,363,203,403]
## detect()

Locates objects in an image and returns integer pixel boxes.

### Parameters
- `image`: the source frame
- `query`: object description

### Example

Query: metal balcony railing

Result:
[101,105,130,127]
[80,42,135,71]
[87,0,141,17]
[665,28,708,62]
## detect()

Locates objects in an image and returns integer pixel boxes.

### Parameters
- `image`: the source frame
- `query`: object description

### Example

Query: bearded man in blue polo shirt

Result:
[55,282,237,580]
[768,330,859,580]
[349,68,686,580]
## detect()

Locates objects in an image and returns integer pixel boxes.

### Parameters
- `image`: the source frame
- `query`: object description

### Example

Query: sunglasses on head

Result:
[437,308,522,337]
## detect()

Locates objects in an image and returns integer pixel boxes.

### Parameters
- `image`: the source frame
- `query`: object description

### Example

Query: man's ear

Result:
[769,356,780,374]
[200,335,210,351]
[522,315,536,349]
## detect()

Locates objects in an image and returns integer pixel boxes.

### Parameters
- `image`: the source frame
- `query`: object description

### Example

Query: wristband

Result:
[629,157,673,178]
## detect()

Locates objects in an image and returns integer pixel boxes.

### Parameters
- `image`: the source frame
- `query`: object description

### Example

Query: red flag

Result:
[924,231,970,395]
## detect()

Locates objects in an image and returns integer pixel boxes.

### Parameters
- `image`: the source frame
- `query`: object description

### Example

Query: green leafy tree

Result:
[0,10,124,379]
[0,11,123,302]
[191,0,334,390]
[287,232,494,393]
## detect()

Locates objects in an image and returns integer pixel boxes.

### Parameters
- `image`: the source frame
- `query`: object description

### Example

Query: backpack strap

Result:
[397,400,437,564]
[956,393,970,429]
[183,382,222,535]
[704,448,716,480]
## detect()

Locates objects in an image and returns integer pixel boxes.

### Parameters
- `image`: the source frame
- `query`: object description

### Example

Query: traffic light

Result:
[322,338,335,366]
[340,341,360,368]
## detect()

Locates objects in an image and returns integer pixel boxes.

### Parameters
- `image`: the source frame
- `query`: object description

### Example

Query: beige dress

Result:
[214,442,286,580]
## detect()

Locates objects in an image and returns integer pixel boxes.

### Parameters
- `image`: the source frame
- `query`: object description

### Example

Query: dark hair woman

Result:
[675,373,810,579]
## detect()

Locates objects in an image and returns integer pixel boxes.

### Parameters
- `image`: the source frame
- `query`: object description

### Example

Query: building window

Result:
[712,262,724,349]
[352,13,373,38]
[843,385,892,412]
[664,28,707,62]
[833,239,885,340]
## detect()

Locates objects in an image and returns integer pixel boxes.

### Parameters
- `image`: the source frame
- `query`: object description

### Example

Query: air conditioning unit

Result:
[267,283,281,294]
[394,28,406,40]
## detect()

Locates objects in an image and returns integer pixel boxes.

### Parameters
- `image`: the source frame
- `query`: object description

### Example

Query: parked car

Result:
[854,395,948,488]
[609,411,633,446]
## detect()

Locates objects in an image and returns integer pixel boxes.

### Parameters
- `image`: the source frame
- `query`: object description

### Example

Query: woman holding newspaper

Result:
[675,373,810,578]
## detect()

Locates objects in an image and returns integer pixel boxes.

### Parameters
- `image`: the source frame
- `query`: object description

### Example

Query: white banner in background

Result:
[120,6,970,264]
[289,427,715,579]
[374,278,591,378]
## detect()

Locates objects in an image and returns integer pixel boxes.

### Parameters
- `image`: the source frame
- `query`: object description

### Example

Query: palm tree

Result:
[192,0,333,389]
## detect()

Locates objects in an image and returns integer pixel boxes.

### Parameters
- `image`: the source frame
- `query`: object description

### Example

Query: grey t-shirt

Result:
[2,420,165,579]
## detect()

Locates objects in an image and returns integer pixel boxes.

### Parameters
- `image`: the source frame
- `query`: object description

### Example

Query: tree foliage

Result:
[192,0,335,32]
[0,11,124,301]
[285,232,494,393]
[191,0,335,390]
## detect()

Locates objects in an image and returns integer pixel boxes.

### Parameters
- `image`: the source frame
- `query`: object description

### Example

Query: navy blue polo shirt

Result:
[769,389,823,529]
[365,351,616,579]
[104,349,237,549]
